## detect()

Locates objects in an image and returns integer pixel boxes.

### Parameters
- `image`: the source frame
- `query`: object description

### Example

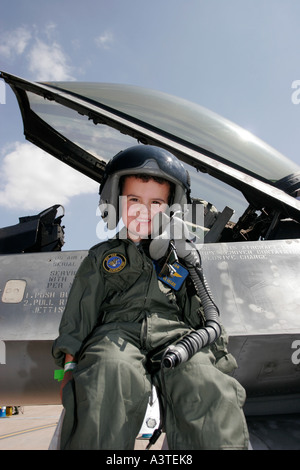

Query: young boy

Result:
[52,145,249,450]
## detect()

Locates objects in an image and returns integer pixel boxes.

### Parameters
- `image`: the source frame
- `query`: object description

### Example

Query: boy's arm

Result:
[52,250,104,368]
[60,353,76,401]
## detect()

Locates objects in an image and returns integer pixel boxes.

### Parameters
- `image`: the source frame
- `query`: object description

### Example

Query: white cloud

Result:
[44,22,57,41]
[0,26,31,58]
[27,39,75,81]
[95,31,114,50]
[0,24,75,81]
[0,142,99,211]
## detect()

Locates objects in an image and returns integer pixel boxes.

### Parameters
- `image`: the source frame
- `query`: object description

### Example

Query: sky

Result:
[1,0,300,250]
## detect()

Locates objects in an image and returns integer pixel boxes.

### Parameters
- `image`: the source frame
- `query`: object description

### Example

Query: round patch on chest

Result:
[102,253,127,273]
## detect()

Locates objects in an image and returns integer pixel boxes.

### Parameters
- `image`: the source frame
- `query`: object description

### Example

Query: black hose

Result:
[149,215,222,369]
[162,248,222,369]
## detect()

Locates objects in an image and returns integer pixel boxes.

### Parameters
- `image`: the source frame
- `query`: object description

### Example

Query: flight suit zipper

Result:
[136,243,155,350]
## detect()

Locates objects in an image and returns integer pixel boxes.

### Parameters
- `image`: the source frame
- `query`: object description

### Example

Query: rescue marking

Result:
[103,253,126,273]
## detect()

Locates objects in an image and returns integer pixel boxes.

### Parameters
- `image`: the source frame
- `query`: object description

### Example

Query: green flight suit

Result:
[52,238,249,450]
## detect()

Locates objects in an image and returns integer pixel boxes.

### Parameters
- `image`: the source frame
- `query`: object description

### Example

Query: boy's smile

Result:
[121,176,170,242]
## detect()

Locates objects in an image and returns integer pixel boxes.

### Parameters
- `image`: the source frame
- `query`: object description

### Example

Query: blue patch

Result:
[103,253,127,273]
[153,261,189,291]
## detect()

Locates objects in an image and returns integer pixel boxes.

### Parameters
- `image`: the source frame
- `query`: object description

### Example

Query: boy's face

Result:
[121,176,170,242]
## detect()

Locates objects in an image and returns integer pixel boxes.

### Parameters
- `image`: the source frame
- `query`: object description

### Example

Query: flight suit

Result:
[52,238,249,450]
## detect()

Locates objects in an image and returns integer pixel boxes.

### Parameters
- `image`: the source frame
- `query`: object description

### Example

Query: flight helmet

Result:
[99,145,191,229]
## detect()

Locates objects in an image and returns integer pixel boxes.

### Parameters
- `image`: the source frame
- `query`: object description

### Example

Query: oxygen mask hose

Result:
[162,317,221,369]
[149,214,221,369]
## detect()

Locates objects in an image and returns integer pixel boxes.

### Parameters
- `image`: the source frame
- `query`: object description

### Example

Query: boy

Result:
[52,145,249,449]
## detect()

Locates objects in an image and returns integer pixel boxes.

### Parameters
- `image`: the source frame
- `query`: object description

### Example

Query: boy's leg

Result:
[61,326,152,450]
[154,347,249,450]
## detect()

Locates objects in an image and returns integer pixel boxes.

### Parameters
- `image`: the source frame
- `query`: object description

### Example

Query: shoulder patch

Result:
[103,253,127,273]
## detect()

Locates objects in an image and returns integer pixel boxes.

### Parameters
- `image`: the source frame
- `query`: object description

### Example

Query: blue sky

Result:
[1,0,300,250]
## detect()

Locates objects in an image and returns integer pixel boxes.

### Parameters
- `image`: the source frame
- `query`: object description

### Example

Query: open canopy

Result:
[1,71,300,222]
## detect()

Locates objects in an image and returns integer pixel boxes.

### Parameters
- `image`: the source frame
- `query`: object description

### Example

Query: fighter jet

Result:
[0,71,300,449]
